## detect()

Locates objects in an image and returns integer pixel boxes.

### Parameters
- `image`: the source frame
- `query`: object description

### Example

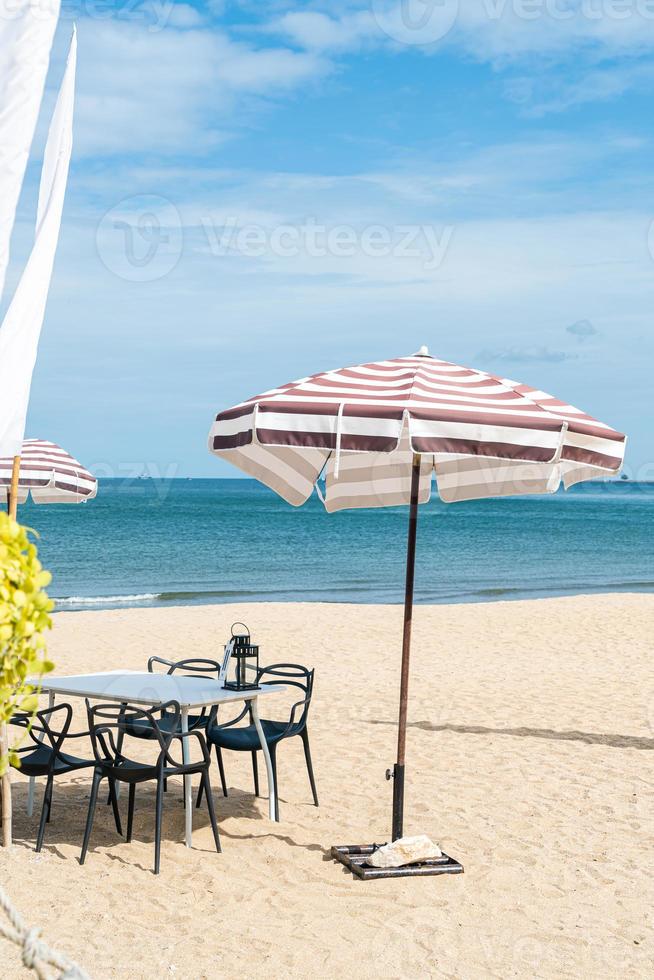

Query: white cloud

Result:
[36,4,654,166]
[268,10,377,51]
[48,17,329,157]
[212,41,329,91]
[165,4,206,28]
[513,62,654,115]
[272,1,654,60]
[566,318,599,340]
[478,345,577,363]
[452,0,654,61]
[268,1,654,111]
[52,145,654,300]
[61,131,651,246]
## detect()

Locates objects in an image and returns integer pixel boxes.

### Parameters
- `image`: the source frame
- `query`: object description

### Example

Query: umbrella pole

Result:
[391,452,421,841]
[1,456,19,846]
[7,454,20,518]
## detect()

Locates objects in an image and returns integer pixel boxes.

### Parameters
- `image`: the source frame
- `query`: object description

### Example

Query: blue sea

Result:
[16,479,654,612]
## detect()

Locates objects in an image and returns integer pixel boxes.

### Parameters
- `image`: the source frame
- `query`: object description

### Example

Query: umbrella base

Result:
[331,843,464,880]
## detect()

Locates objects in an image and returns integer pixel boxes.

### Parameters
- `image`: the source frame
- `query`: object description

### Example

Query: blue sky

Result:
[6,0,654,477]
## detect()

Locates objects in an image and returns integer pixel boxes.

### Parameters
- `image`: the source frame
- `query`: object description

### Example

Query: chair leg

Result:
[251,751,259,797]
[215,746,228,798]
[163,777,168,793]
[46,780,53,823]
[202,771,221,854]
[269,743,279,822]
[196,745,227,808]
[126,784,136,843]
[154,773,164,875]
[36,776,53,853]
[80,770,102,865]
[301,729,319,807]
[108,778,123,836]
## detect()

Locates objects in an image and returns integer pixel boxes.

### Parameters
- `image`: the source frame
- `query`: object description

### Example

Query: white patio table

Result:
[30,671,283,847]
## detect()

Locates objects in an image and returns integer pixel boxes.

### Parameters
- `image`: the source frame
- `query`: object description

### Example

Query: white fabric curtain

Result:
[0,27,76,459]
[0,0,60,302]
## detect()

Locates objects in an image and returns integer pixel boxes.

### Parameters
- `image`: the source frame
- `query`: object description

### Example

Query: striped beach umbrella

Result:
[208,347,626,854]
[0,438,95,849]
[0,439,97,507]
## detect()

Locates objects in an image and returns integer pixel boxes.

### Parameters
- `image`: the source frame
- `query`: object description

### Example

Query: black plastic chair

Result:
[10,704,119,852]
[147,656,222,732]
[81,699,220,874]
[107,656,227,803]
[199,663,318,821]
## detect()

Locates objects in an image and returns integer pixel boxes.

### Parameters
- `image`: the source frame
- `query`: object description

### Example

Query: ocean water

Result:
[15,478,654,612]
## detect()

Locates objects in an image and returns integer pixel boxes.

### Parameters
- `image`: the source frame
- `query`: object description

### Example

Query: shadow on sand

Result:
[369,719,654,751]
[9,777,326,869]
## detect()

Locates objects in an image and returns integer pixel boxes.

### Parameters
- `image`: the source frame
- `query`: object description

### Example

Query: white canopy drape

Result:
[0,0,60,302]
[0,27,76,459]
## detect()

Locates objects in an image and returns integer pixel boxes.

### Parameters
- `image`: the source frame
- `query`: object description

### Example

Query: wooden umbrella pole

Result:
[1,456,19,846]
[0,725,10,846]
[7,454,21,518]
[391,452,421,841]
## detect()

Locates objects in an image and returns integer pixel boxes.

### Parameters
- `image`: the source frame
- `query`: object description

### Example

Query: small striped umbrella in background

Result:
[208,347,626,871]
[0,439,97,509]
[0,439,96,845]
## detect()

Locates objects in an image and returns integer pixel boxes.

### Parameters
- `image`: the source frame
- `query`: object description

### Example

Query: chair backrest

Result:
[11,703,73,760]
[86,700,181,766]
[148,656,221,678]
[257,663,315,730]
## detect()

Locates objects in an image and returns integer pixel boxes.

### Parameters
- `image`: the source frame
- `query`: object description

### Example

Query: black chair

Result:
[107,656,227,801]
[10,703,120,852]
[199,663,318,821]
[147,656,222,732]
[81,699,220,875]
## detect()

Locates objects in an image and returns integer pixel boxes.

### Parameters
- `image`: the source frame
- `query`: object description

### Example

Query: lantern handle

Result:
[231,622,250,637]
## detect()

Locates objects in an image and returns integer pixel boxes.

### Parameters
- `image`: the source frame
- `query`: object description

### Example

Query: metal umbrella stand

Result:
[208,347,626,880]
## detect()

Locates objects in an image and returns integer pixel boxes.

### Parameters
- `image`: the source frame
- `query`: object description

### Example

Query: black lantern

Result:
[223,622,260,691]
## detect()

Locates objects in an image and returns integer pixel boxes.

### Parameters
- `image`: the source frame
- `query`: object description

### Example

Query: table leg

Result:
[28,691,54,817]
[251,696,277,822]
[181,706,192,847]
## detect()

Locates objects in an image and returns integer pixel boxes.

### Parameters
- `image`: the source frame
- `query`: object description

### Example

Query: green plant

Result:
[0,512,54,775]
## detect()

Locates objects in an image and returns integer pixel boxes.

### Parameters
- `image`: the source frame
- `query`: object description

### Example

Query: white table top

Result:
[39,671,281,710]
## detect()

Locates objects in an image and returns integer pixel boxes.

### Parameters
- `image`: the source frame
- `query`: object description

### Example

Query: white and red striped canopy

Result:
[0,439,97,505]
[208,348,626,512]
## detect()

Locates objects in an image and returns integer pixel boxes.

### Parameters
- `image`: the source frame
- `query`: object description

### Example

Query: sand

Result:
[1,594,653,979]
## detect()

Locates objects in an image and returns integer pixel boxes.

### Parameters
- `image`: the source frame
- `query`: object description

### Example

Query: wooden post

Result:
[0,727,10,847]
[8,454,20,518]
[1,455,19,845]
[391,452,421,841]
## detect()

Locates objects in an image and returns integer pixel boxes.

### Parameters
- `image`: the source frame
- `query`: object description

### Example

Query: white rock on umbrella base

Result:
[367,835,443,869]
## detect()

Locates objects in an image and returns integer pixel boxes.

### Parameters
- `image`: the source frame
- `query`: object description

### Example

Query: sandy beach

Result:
[1,594,653,978]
